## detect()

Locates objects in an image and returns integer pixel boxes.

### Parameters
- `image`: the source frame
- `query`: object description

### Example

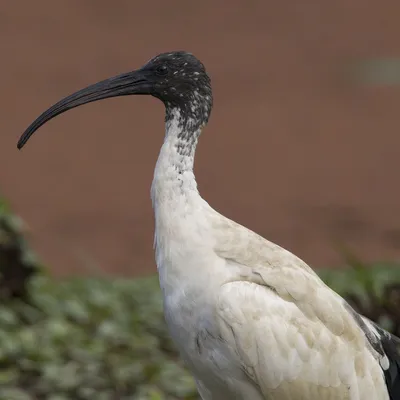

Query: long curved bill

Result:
[17,69,152,149]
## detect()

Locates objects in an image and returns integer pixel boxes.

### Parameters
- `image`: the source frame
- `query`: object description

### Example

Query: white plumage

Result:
[19,51,400,400]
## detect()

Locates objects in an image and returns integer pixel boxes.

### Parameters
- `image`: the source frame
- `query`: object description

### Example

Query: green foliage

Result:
[0,199,41,301]
[0,263,397,400]
[319,253,400,335]
[0,275,199,400]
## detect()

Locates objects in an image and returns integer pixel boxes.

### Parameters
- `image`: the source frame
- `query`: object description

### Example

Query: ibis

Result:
[18,51,400,399]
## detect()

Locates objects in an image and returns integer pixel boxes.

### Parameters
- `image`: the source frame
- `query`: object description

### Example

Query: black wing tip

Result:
[371,325,400,400]
[345,307,400,399]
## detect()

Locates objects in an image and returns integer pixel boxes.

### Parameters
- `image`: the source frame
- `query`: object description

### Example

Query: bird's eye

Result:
[156,65,169,76]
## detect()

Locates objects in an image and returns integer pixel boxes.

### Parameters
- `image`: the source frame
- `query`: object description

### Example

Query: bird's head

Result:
[17,51,213,149]
[145,51,212,109]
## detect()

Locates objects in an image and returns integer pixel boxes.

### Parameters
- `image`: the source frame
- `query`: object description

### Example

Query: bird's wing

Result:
[350,312,400,400]
[216,274,393,399]
[213,219,398,399]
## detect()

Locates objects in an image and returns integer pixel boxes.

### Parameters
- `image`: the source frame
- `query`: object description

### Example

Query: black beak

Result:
[17,69,152,149]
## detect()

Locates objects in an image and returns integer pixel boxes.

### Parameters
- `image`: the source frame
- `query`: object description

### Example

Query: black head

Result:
[17,51,213,149]
[145,52,211,108]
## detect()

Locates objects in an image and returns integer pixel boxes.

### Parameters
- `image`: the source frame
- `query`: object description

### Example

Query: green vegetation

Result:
[1,199,400,399]
[0,198,40,302]
[0,275,198,400]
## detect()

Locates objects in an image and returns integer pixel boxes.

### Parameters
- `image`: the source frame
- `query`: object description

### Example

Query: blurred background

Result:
[1,1,400,399]
[2,0,400,276]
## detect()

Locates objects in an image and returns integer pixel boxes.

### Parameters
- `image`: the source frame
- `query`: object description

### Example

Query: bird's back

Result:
[213,213,400,399]
[185,210,398,400]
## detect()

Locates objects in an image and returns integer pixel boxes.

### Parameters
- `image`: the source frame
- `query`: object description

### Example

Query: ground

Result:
[1,1,400,276]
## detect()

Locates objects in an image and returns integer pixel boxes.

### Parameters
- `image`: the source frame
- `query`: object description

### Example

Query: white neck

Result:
[151,108,201,206]
[151,108,210,264]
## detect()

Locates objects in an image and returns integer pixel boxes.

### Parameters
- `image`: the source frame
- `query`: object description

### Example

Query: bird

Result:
[18,51,400,400]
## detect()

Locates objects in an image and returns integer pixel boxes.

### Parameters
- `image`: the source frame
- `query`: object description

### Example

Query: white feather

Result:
[151,109,391,399]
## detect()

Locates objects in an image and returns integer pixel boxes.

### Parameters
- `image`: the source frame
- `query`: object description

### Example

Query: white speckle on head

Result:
[184,63,188,66]
[174,71,178,75]
[190,103,198,113]
[194,72,200,75]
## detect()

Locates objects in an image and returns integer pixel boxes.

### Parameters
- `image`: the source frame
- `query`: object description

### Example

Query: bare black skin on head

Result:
[17,51,213,149]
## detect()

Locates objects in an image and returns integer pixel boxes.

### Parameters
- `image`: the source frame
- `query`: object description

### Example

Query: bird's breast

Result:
[162,285,251,396]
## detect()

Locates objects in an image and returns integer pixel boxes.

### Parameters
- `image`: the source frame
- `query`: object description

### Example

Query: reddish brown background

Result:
[2,1,400,276]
